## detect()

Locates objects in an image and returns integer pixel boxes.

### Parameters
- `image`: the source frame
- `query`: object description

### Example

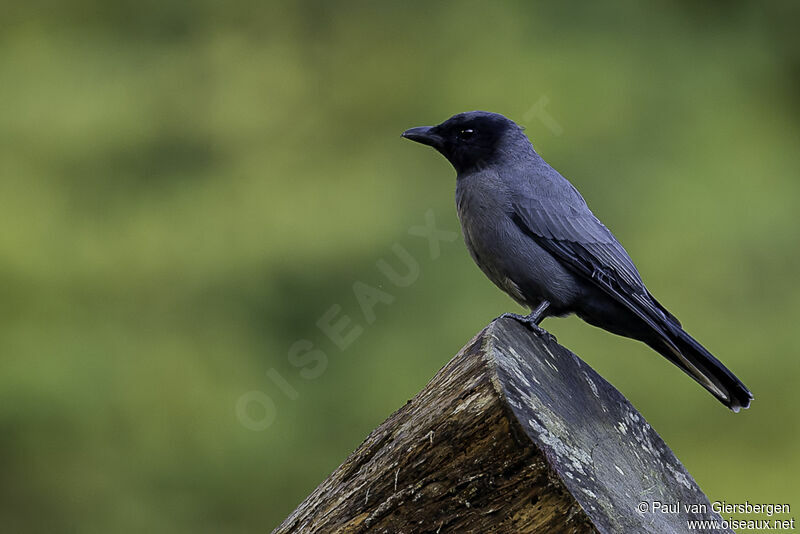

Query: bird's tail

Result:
[649,321,753,412]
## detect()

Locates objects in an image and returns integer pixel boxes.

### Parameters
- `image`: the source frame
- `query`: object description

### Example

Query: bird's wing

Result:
[511,195,734,405]
[509,196,681,347]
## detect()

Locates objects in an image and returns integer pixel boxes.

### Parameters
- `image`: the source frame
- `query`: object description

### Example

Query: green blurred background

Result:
[2,1,799,532]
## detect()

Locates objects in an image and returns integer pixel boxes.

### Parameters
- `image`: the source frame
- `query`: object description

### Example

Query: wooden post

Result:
[273,318,732,533]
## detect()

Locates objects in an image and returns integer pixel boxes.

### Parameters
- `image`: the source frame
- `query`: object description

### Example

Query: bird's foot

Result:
[499,313,557,343]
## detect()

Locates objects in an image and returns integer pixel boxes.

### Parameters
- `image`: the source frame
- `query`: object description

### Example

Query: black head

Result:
[402,111,526,174]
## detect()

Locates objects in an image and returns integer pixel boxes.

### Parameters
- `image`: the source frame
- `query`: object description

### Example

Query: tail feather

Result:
[652,321,753,412]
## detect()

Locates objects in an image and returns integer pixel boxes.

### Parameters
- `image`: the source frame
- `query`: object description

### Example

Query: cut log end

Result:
[273,318,732,534]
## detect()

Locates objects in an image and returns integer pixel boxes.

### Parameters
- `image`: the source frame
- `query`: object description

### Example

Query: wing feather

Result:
[509,199,680,354]
[508,180,721,398]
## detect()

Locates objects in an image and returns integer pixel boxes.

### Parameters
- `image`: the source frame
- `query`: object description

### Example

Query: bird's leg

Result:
[527,300,550,325]
[499,301,555,341]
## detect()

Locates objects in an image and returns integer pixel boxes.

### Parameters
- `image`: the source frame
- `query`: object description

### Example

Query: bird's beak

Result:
[401,126,443,149]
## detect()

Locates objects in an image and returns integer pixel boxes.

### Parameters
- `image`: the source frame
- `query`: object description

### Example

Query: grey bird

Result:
[402,110,752,412]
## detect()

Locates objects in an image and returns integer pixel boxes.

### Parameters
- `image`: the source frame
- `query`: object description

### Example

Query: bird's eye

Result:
[459,129,475,139]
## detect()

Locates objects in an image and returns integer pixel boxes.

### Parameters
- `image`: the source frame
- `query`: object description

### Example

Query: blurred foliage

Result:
[1,1,799,532]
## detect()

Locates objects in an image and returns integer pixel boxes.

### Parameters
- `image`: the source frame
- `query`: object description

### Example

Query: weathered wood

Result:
[273,318,731,534]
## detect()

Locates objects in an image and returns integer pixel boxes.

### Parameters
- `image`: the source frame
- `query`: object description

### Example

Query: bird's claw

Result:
[499,313,557,343]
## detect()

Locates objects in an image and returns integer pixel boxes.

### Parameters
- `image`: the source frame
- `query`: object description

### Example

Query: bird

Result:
[401,110,752,412]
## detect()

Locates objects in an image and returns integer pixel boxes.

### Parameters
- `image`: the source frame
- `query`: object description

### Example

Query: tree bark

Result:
[273,318,732,534]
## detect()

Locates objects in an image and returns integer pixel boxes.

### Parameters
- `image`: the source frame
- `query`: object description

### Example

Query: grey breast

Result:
[455,167,587,312]
[455,171,531,307]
